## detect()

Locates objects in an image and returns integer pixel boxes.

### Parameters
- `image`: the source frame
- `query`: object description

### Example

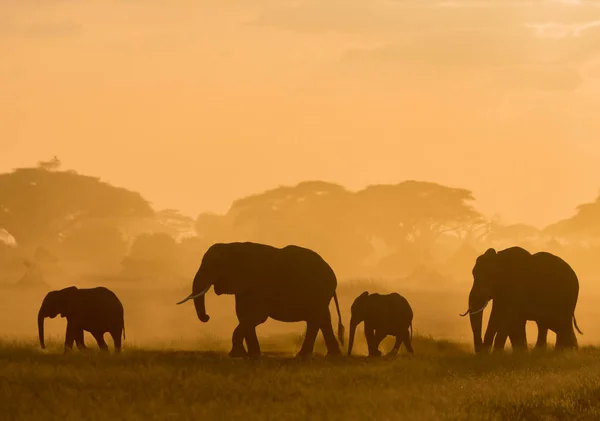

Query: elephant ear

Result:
[483,248,497,258]
[472,248,499,285]
[351,291,369,311]
[209,243,256,296]
[57,286,79,318]
[474,248,497,268]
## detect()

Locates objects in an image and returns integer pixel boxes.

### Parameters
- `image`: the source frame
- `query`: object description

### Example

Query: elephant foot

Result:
[325,347,342,358]
[386,350,399,358]
[368,349,382,358]
[295,350,313,359]
[246,350,262,359]
[228,348,247,358]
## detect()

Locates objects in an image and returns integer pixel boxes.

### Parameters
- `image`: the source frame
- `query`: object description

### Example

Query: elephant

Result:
[347,291,414,357]
[176,242,345,358]
[460,246,583,354]
[38,286,126,353]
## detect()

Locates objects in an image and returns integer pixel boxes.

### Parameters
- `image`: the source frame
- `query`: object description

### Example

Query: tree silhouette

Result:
[544,196,600,240]
[121,232,180,281]
[59,218,129,271]
[354,181,484,276]
[0,166,153,247]
[193,180,484,278]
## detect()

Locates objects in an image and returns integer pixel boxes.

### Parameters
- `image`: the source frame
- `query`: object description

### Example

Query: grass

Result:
[3,336,600,421]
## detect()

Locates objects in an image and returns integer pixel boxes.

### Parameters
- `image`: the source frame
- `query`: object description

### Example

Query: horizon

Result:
[0,158,591,230]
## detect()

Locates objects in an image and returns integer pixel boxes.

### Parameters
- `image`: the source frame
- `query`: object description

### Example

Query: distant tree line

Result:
[1,159,600,288]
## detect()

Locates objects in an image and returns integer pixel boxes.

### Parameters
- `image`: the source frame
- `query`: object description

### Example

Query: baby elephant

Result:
[348,291,414,357]
[37,286,125,353]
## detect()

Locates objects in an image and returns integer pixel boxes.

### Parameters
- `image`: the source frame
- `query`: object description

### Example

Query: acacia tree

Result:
[192,179,485,279]
[59,219,129,271]
[121,232,180,281]
[544,196,600,242]
[542,195,600,280]
[194,181,373,277]
[354,181,485,277]
[0,164,154,249]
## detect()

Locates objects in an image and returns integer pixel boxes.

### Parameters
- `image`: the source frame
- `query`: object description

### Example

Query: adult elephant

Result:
[176,242,345,358]
[460,246,583,353]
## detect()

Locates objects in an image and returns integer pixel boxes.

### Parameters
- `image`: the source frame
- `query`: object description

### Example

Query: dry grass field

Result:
[3,338,600,421]
[3,279,600,420]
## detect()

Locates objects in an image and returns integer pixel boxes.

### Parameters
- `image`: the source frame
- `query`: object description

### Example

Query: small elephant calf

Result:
[37,286,126,353]
[347,291,414,357]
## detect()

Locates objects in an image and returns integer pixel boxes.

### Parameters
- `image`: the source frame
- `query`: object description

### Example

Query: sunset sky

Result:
[2,0,600,227]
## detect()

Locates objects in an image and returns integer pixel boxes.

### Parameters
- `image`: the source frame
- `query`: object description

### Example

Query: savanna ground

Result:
[3,279,600,420]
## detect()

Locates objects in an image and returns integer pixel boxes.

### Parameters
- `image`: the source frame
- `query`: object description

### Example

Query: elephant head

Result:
[347,291,370,356]
[38,286,79,349]
[176,243,256,323]
[460,246,531,353]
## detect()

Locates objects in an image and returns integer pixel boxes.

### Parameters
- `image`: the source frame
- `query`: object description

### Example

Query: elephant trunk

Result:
[193,294,210,323]
[38,310,46,350]
[347,317,359,356]
[192,268,211,323]
[469,311,483,353]
[176,268,211,322]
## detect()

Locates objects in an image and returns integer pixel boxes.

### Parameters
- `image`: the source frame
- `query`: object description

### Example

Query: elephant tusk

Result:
[469,301,490,316]
[459,300,490,317]
[176,285,211,305]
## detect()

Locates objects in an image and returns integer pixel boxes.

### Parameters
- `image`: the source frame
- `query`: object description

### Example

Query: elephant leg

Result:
[318,309,342,357]
[296,320,320,358]
[229,324,247,358]
[109,329,122,353]
[388,328,411,356]
[492,330,509,353]
[509,322,527,353]
[482,307,500,353]
[75,329,87,351]
[555,321,578,351]
[364,323,380,357]
[64,322,76,353]
[243,324,264,358]
[403,328,414,354]
[372,329,386,357]
[534,324,548,350]
[92,332,109,352]
[234,295,268,358]
[369,329,387,357]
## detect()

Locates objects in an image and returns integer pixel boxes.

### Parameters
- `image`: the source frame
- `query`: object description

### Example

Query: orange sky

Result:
[2,0,600,228]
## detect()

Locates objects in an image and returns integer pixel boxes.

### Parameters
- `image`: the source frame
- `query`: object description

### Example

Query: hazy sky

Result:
[2,0,600,227]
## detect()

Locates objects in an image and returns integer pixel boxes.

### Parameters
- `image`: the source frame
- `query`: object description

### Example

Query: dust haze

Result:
[6,4,600,420]
[2,162,600,353]
[2,0,600,353]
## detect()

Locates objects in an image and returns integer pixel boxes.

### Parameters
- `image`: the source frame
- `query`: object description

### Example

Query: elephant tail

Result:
[409,321,413,341]
[122,312,126,340]
[333,291,345,346]
[573,315,583,335]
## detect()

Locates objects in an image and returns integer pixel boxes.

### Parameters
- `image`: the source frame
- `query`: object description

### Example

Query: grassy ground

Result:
[3,337,600,421]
